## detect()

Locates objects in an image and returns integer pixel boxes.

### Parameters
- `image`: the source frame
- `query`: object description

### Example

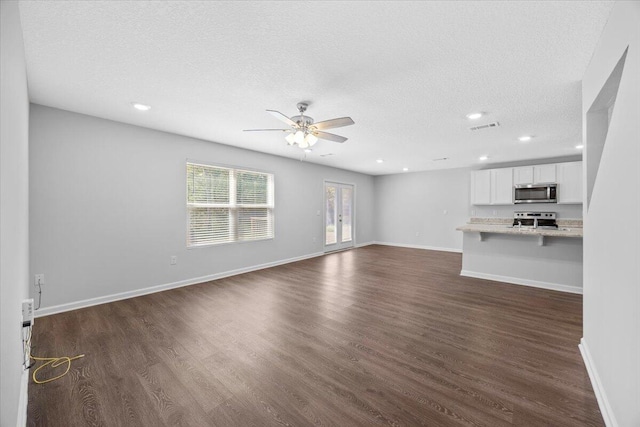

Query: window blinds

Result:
[187,162,274,247]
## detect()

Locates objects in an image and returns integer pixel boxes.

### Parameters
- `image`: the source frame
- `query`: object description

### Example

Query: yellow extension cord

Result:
[26,327,85,384]
[30,353,85,384]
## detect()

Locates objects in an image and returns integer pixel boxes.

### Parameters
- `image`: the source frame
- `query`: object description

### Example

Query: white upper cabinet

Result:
[490,168,514,205]
[471,162,581,206]
[513,167,534,185]
[557,161,583,204]
[470,170,491,205]
[471,168,513,205]
[534,164,557,184]
[513,164,557,184]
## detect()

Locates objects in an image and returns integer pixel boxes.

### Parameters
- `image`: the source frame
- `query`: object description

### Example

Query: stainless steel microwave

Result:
[514,184,557,204]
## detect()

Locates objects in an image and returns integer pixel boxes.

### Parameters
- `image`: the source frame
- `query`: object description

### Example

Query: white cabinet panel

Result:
[490,168,514,205]
[557,161,583,204]
[471,170,491,205]
[513,167,534,185]
[514,164,557,184]
[534,164,557,184]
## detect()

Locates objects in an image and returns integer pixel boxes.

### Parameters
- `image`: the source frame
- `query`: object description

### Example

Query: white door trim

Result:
[323,180,356,252]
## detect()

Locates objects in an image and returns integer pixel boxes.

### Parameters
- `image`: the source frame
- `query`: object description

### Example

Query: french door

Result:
[324,181,354,252]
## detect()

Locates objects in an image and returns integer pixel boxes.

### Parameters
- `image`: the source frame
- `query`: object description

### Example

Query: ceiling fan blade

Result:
[311,117,355,131]
[313,131,348,143]
[243,128,291,132]
[266,110,298,127]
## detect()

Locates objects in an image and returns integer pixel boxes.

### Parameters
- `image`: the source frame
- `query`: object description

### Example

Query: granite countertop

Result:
[456,218,583,238]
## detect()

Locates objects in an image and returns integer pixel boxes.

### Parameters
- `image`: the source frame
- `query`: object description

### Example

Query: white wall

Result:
[29,105,375,312]
[0,2,30,426]
[581,2,640,426]
[374,168,469,251]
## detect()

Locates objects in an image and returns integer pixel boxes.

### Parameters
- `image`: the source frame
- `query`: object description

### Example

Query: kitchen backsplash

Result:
[470,203,582,219]
[469,217,583,227]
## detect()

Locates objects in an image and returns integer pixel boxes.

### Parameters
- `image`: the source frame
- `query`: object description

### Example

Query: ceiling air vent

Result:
[320,153,334,157]
[469,121,500,131]
[433,157,449,161]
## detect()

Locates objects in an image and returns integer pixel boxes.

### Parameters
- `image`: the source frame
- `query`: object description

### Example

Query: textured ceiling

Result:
[18,1,614,175]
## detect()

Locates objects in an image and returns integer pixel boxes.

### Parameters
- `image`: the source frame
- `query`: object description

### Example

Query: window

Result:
[186,162,274,247]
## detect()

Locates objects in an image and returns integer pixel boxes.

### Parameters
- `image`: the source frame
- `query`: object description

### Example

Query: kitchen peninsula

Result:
[457,217,583,294]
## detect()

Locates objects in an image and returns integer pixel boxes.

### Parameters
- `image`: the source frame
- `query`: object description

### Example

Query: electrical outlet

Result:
[471,209,476,216]
[170,256,177,265]
[443,209,448,215]
[22,299,34,326]
[492,210,498,216]
[415,232,420,237]
[34,274,44,287]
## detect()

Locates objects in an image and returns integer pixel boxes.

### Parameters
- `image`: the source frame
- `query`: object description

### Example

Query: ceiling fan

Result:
[244,102,354,149]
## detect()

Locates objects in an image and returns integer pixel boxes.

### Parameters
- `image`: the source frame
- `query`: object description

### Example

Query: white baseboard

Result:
[460,270,582,294]
[579,338,617,427]
[354,241,375,248]
[374,241,462,253]
[16,369,28,427]
[35,251,325,318]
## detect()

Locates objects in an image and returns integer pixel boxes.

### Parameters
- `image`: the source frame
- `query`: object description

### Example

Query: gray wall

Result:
[461,233,583,292]
[29,105,375,311]
[582,2,640,426]
[0,2,30,426]
[374,168,469,251]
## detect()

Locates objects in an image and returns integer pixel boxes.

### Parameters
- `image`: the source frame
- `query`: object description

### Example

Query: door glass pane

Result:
[325,185,337,245]
[341,187,353,242]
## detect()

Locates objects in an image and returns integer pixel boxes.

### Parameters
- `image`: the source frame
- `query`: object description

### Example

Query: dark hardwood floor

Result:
[27,245,603,426]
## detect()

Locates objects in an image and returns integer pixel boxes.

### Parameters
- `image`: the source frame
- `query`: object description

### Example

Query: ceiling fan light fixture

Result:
[245,103,354,149]
[306,133,318,146]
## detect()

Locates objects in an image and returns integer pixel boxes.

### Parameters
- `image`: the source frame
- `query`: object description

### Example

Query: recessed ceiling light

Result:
[466,112,483,120]
[518,135,532,142]
[304,148,312,153]
[376,159,384,163]
[132,103,151,111]
[575,144,584,149]
[479,155,489,161]
[402,167,409,172]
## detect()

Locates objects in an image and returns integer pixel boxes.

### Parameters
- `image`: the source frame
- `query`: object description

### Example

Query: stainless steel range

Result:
[512,212,558,229]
